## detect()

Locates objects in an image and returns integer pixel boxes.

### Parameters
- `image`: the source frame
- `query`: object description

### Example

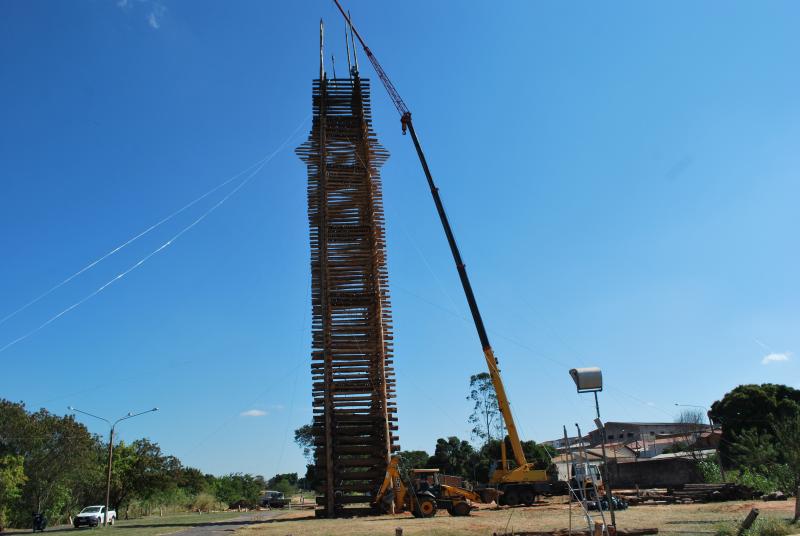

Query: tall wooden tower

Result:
[296,21,398,518]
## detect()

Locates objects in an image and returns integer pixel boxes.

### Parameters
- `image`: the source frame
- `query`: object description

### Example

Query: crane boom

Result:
[332,0,528,468]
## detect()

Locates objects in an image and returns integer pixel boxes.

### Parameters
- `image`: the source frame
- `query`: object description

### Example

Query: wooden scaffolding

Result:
[296,59,399,516]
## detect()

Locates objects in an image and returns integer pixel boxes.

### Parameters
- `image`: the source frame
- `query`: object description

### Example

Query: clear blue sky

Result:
[2,0,798,478]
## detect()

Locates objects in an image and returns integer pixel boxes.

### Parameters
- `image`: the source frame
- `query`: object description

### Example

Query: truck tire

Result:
[521,489,535,505]
[451,501,471,516]
[504,489,520,506]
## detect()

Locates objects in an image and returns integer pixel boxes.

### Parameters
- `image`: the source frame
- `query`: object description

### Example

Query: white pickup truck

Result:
[73,505,116,528]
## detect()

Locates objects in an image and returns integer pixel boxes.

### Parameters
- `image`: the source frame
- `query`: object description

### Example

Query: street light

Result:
[569,367,616,527]
[68,406,159,526]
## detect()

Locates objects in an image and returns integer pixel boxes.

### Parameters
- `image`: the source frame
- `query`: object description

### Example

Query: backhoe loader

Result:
[372,457,495,517]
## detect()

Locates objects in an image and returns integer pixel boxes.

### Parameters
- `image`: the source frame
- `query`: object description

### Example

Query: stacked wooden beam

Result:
[296,75,398,518]
[621,483,756,505]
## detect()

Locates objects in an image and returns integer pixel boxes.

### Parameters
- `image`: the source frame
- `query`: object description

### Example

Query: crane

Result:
[332,1,566,507]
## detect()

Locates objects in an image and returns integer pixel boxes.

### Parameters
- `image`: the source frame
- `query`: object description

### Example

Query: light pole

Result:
[569,367,615,527]
[68,406,158,526]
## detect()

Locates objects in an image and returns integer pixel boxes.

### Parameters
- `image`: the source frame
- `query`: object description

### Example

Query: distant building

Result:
[541,436,587,452]
[586,421,711,451]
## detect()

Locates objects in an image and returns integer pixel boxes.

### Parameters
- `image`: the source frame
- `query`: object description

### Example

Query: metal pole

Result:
[68,407,158,526]
[104,426,114,526]
[594,392,616,527]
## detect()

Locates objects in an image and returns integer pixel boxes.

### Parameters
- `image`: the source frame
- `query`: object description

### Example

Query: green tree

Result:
[398,450,430,471]
[294,424,314,463]
[0,454,26,530]
[213,474,261,508]
[467,373,501,444]
[267,473,298,487]
[427,437,475,478]
[730,428,777,469]
[709,384,800,465]
[772,414,800,489]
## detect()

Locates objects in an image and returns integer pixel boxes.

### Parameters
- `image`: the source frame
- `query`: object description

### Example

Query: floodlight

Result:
[569,367,603,393]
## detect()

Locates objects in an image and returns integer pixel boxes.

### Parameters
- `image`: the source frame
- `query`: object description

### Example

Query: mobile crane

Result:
[333,1,566,509]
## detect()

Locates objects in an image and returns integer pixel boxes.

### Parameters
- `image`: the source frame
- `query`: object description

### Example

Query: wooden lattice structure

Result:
[296,58,399,517]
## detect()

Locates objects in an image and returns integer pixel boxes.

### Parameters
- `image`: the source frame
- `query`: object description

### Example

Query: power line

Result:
[0,116,310,355]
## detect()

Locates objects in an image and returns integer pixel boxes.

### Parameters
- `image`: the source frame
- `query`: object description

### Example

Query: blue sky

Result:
[2,0,798,478]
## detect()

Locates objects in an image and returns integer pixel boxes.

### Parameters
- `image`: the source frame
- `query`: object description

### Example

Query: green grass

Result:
[8,512,247,536]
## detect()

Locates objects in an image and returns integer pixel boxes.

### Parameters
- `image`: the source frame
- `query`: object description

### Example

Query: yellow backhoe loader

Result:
[373,457,495,517]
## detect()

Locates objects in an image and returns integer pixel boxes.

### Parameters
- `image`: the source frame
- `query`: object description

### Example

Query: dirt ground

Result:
[241,500,798,536]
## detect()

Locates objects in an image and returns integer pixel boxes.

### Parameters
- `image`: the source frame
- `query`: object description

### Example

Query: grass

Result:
[5,512,247,536]
[240,499,799,536]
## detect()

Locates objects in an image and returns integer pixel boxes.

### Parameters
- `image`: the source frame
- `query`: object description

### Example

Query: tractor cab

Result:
[410,468,442,492]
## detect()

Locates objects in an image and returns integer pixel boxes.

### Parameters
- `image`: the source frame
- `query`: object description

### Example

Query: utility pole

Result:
[68,407,158,525]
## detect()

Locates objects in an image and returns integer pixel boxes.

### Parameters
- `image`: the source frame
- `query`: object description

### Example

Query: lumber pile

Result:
[620,483,756,505]
[493,529,658,536]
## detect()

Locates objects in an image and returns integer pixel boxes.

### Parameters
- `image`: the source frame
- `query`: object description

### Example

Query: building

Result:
[586,421,711,450]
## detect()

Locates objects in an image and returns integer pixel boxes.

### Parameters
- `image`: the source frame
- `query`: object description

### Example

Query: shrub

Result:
[699,458,723,484]
[192,493,219,512]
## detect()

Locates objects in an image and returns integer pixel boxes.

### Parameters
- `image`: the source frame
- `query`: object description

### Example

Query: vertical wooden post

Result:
[794,486,799,523]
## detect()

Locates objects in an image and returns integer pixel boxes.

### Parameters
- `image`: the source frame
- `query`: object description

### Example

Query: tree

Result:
[426,437,475,478]
[709,384,800,466]
[467,373,502,444]
[772,414,800,489]
[213,474,262,508]
[398,450,430,471]
[0,454,26,531]
[673,408,708,460]
[267,473,298,488]
[294,423,314,463]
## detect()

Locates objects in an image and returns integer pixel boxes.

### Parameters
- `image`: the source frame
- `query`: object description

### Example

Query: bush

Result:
[192,493,220,512]
[736,465,793,495]
[699,457,724,484]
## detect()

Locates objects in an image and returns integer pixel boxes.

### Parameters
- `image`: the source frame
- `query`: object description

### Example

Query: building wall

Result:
[588,422,710,448]
[607,458,703,488]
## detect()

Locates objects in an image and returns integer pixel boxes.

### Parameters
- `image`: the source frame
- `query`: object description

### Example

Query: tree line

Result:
[295,372,556,488]
[0,400,275,530]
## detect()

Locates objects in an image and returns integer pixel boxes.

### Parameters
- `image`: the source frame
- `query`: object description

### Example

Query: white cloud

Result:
[240,409,267,417]
[761,352,791,365]
[147,3,166,30]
